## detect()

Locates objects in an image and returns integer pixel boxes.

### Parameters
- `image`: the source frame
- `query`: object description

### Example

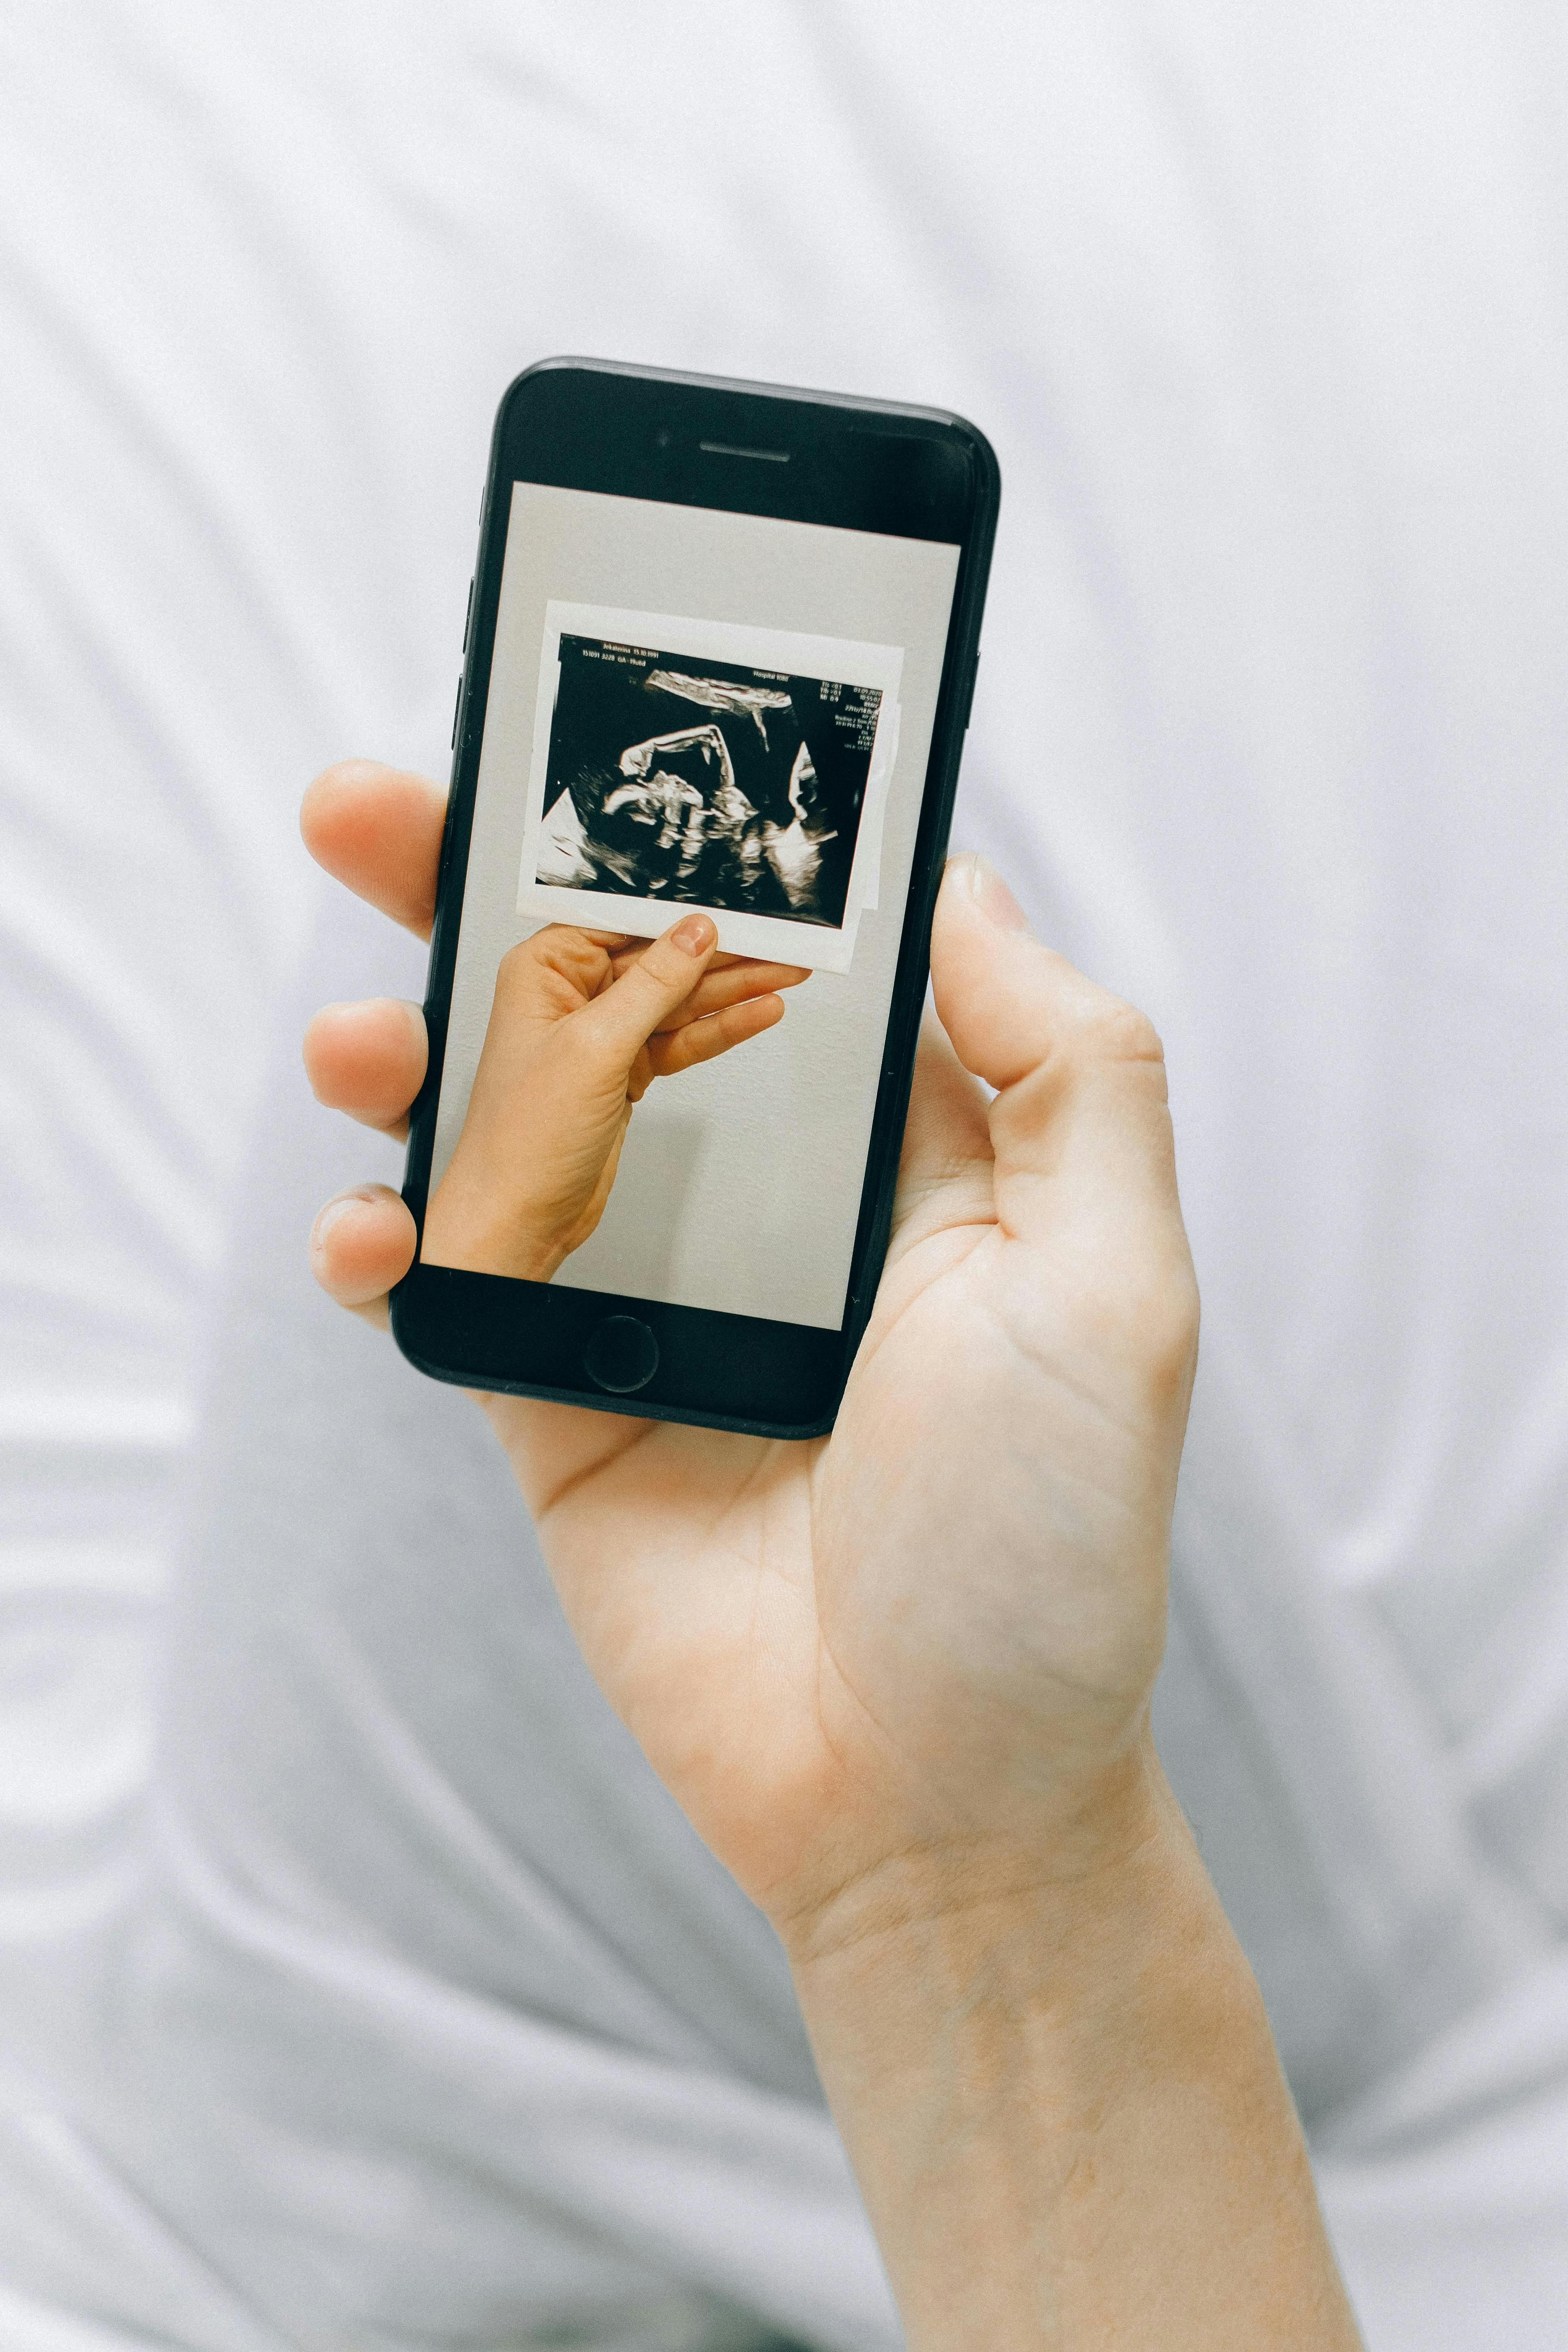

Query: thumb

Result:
[930,853,1184,1245]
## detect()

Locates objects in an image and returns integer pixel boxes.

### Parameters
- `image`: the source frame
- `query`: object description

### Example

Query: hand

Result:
[422,915,808,1280]
[302,758,1199,1933]
[302,761,1363,2350]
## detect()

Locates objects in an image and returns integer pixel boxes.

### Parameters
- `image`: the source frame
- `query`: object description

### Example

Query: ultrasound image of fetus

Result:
[535,638,879,928]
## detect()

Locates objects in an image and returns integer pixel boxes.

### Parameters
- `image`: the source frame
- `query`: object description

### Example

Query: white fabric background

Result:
[2,3,1566,2345]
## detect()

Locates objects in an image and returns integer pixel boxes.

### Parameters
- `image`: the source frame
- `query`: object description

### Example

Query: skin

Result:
[420,916,811,1279]
[302,757,1364,2351]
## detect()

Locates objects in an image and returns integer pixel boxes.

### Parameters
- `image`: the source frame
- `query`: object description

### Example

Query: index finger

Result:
[931,853,1184,1254]
[301,760,448,940]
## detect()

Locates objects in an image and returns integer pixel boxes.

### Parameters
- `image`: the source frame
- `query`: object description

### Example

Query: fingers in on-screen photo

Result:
[644,990,785,1081]
[634,953,810,1031]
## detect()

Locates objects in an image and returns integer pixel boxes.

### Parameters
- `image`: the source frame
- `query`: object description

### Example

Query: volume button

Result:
[959,646,981,731]
[462,576,474,653]
[450,676,463,748]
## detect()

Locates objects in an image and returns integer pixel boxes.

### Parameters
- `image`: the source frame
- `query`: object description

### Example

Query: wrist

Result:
[782,1745,1352,2350]
[420,1178,571,1284]
[781,1740,1241,2265]
[786,1753,1247,2138]
[777,1732,1174,1978]
[780,1735,1257,2204]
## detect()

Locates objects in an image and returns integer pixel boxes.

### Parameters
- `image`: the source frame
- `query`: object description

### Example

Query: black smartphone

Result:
[392,359,998,1438]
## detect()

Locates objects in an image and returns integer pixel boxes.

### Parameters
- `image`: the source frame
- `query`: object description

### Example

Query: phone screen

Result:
[424,481,960,1334]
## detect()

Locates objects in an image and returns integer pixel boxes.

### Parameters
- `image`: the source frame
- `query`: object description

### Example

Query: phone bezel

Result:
[391,359,999,1438]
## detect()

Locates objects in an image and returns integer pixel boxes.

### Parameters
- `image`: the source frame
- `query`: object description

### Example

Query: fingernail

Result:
[671,913,715,956]
[961,852,1030,934]
[310,1191,370,1253]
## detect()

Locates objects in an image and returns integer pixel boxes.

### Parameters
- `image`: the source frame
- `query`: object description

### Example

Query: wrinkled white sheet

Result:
[2,3,1566,2345]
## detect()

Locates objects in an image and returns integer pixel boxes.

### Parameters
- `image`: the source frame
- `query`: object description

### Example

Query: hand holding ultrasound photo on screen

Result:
[420,916,809,1281]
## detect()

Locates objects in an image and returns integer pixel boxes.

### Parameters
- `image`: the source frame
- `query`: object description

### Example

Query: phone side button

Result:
[584,1314,659,1395]
[960,646,981,732]
[450,676,463,748]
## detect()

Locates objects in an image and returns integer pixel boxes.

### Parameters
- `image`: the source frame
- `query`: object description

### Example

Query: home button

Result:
[584,1314,659,1396]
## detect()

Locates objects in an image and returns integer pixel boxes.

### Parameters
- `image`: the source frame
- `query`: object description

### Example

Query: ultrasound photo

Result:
[531,635,885,929]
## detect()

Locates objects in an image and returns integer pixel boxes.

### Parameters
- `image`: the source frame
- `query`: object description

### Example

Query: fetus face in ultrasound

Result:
[532,635,883,930]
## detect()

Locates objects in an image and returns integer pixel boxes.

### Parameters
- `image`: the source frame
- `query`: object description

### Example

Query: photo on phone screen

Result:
[422,477,963,1338]
[519,606,902,972]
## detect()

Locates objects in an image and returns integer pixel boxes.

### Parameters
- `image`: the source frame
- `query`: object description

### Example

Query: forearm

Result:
[784,1742,1362,2352]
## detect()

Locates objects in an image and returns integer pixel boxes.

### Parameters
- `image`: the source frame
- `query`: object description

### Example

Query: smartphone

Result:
[392,359,998,1437]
